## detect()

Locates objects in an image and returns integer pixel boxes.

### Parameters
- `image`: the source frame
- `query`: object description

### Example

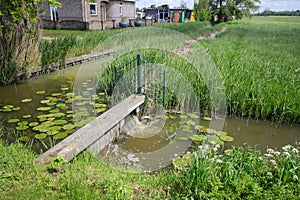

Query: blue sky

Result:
[136,0,300,12]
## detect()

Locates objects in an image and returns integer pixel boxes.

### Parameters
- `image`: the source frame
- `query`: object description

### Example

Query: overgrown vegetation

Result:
[0,0,60,85]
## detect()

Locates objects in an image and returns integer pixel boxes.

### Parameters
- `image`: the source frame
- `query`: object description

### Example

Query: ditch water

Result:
[0,64,299,168]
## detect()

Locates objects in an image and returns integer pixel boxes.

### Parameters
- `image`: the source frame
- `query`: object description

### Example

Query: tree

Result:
[194,0,212,22]
[0,0,60,85]
[210,0,261,24]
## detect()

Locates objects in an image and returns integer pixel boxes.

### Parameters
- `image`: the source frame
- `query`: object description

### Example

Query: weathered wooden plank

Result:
[34,94,145,165]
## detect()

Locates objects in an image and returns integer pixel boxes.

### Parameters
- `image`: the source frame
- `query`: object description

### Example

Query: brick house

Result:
[39,0,137,30]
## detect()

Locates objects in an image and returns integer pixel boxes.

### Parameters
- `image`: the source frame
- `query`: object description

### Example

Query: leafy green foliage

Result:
[194,0,212,21]
[0,0,60,85]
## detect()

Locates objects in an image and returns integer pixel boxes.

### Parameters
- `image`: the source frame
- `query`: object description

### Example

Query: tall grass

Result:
[199,17,300,123]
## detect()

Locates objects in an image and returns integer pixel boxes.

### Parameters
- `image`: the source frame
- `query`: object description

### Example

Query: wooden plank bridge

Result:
[35,94,145,165]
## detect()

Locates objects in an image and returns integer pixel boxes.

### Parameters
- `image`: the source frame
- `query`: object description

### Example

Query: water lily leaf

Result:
[52,112,65,118]
[203,117,212,121]
[16,125,29,131]
[189,134,207,142]
[95,108,106,113]
[12,107,21,111]
[217,131,228,137]
[21,98,32,103]
[18,136,29,142]
[49,108,60,113]
[47,130,59,136]
[186,120,196,126]
[94,103,107,108]
[187,113,199,119]
[66,110,73,114]
[37,107,51,111]
[60,87,69,91]
[18,121,28,126]
[2,108,12,112]
[36,90,46,95]
[195,125,204,130]
[22,115,31,119]
[66,93,75,97]
[173,154,191,170]
[63,124,75,130]
[49,126,62,131]
[53,132,68,140]
[35,133,47,140]
[40,99,50,104]
[220,135,234,142]
[29,122,39,127]
[7,118,20,123]
[53,120,68,125]
[180,115,189,119]
[3,105,14,109]
[51,93,62,97]
[207,128,218,134]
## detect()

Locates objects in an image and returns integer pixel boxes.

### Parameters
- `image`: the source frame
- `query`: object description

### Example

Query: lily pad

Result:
[7,118,20,123]
[95,108,106,113]
[29,122,39,127]
[40,99,50,104]
[220,135,234,142]
[37,107,52,111]
[16,125,29,131]
[173,154,192,170]
[52,112,65,118]
[203,117,212,121]
[63,124,75,130]
[53,132,68,140]
[217,131,228,137]
[47,130,59,136]
[22,115,31,119]
[21,98,32,103]
[51,93,62,97]
[35,133,47,140]
[18,136,29,142]
[36,90,46,95]
[53,120,68,125]
[3,105,14,109]
[94,103,107,108]
[60,87,69,91]
[187,113,199,119]
[12,107,21,111]
[189,134,207,142]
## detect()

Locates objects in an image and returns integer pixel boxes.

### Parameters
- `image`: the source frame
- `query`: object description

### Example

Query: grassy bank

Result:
[198,16,300,122]
[1,140,299,199]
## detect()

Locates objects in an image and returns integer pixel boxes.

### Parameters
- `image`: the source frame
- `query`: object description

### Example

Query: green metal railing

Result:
[114,54,166,108]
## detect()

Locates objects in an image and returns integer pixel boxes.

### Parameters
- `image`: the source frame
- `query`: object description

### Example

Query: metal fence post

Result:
[137,54,142,95]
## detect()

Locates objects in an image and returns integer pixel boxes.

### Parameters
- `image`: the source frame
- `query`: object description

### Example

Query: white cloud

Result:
[136,0,300,11]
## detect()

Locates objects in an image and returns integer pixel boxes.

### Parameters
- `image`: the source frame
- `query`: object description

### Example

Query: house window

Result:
[119,2,123,16]
[50,5,58,21]
[90,3,97,16]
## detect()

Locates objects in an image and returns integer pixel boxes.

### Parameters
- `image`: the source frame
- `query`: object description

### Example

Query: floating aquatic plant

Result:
[203,117,212,121]
[63,124,75,130]
[36,90,46,95]
[22,115,31,119]
[21,99,32,103]
[37,107,52,111]
[220,135,234,142]
[189,134,207,142]
[35,133,47,140]
[7,118,20,123]
[18,136,29,142]
[53,132,68,140]
[29,122,39,127]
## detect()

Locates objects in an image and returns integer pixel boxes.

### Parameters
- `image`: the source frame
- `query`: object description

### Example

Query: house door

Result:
[101,4,107,21]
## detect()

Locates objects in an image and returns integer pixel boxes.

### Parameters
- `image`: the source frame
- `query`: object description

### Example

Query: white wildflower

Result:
[264,153,273,158]
[282,144,293,151]
[293,175,298,181]
[274,151,281,156]
[270,159,277,165]
[283,151,291,158]
[216,159,223,164]
[291,148,299,154]
[258,156,263,161]
[267,172,273,177]
[267,148,275,153]
[215,144,220,149]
